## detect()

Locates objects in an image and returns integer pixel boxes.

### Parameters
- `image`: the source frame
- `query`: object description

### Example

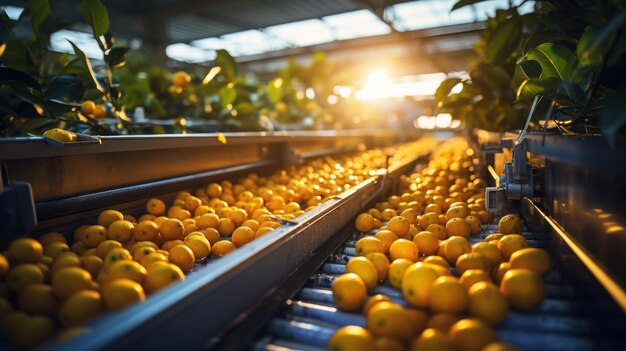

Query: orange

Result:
[80,255,103,279]
[183,196,202,212]
[460,269,491,290]
[493,262,510,284]
[389,239,418,262]
[446,206,468,221]
[328,325,374,351]
[52,267,93,299]
[107,220,134,242]
[410,328,454,351]
[448,318,498,351]
[332,273,367,311]
[131,241,159,253]
[227,208,248,226]
[374,337,406,351]
[374,230,398,253]
[196,213,220,229]
[500,269,545,311]
[380,208,397,222]
[231,226,254,247]
[96,240,123,259]
[146,198,165,215]
[7,263,44,293]
[0,254,9,278]
[468,281,508,326]
[133,220,159,241]
[456,253,490,275]
[38,232,67,246]
[7,238,43,264]
[346,257,379,290]
[51,252,81,274]
[400,208,418,224]
[267,196,286,212]
[160,218,185,241]
[509,248,551,275]
[97,210,124,228]
[413,231,439,256]
[430,276,468,314]
[387,216,411,236]
[132,246,156,263]
[445,218,471,238]
[44,241,70,259]
[424,203,442,215]
[185,236,211,259]
[82,225,108,248]
[18,284,57,316]
[106,260,148,285]
[202,228,221,245]
[81,100,95,115]
[59,290,104,326]
[355,237,384,256]
[168,245,195,273]
[419,212,440,229]
[138,214,156,222]
[402,263,438,308]
[217,218,236,236]
[497,234,528,260]
[365,252,390,281]
[355,213,375,233]
[388,258,413,289]
[367,301,415,342]
[206,183,222,198]
[443,236,471,266]
[140,252,168,270]
[102,278,145,310]
[484,233,504,242]
[426,224,447,240]
[161,239,184,252]
[498,214,522,234]
[103,247,132,269]
[241,219,260,232]
[8,314,55,350]
[172,71,191,88]
[212,240,237,257]
[426,313,461,333]
[422,255,449,268]
[482,342,520,351]
[471,242,502,267]
[362,294,392,316]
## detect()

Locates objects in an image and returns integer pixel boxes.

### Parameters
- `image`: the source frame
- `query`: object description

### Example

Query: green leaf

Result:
[486,16,523,64]
[516,77,560,100]
[215,49,237,82]
[46,75,85,101]
[520,43,576,80]
[577,26,606,65]
[555,80,585,106]
[519,60,542,79]
[0,67,42,92]
[68,40,106,94]
[1,10,15,44]
[23,0,51,36]
[435,78,462,102]
[581,10,626,64]
[600,91,626,146]
[105,46,129,69]
[451,0,488,11]
[80,0,110,37]
[267,78,284,104]
[219,84,237,107]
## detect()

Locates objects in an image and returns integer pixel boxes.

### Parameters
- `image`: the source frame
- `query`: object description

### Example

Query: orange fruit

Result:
[332,273,367,311]
[443,236,471,266]
[471,242,502,267]
[387,216,411,236]
[103,248,132,270]
[7,238,43,264]
[389,239,418,262]
[374,337,406,351]
[346,257,379,290]
[380,208,397,222]
[52,267,93,299]
[18,284,57,316]
[172,71,191,88]
[367,301,415,342]
[133,220,159,241]
[98,210,124,228]
[400,208,418,224]
[500,269,545,311]
[168,245,195,273]
[197,213,220,229]
[498,214,522,234]
[497,234,528,260]
[107,220,134,242]
[231,226,254,247]
[51,252,81,274]
[80,255,103,279]
[44,241,71,259]
[374,230,398,253]
[445,218,471,238]
[402,263,438,308]
[484,233,504,242]
[212,240,237,257]
[160,218,185,241]
[446,206,468,221]
[217,218,236,236]
[456,253,490,275]
[509,248,551,275]
[106,260,148,285]
[328,325,374,351]
[365,252,390,281]
[482,342,520,351]
[161,239,184,252]
[140,252,168,270]
[419,212,440,229]
[422,255,449,268]
[388,258,413,289]
[468,281,508,326]
[448,318,498,351]
[146,198,165,215]
[355,237,384,256]
[96,240,123,259]
[7,263,44,293]
[426,224,447,240]
[355,213,375,233]
[413,231,439,256]
[59,290,104,326]
[38,232,67,246]
[426,313,461,333]
[227,208,248,226]
[460,269,491,290]
[206,183,222,198]
[0,254,9,278]
[82,225,107,248]
[102,278,145,310]
[362,294,392,316]
[201,228,221,245]
[183,196,202,212]
[430,276,468,314]
[424,204,442,215]
[185,236,211,259]
[410,328,454,351]
[8,314,55,350]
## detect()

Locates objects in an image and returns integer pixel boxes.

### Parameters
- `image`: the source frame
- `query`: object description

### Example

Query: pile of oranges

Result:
[329,138,551,351]
[0,139,436,349]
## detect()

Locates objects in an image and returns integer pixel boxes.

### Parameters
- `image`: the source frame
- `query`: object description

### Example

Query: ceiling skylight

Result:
[50,29,103,59]
[322,10,391,40]
[166,43,216,63]
[265,19,335,47]
[1,5,24,20]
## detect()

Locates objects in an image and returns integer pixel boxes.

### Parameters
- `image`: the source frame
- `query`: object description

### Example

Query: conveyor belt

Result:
[251,218,626,351]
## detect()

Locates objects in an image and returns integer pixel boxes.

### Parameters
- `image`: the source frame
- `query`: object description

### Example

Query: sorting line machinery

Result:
[1,130,625,350]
